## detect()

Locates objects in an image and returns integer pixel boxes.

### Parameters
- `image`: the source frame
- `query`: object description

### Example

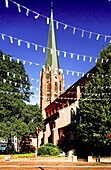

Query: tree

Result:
[0,50,44,147]
[76,44,111,157]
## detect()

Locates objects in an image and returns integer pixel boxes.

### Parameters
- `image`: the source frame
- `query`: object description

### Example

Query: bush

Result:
[4,145,15,154]
[38,143,61,156]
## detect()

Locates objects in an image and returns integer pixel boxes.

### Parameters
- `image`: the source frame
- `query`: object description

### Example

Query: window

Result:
[47,81,51,101]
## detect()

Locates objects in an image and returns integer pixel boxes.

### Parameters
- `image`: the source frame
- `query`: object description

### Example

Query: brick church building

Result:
[38,5,95,151]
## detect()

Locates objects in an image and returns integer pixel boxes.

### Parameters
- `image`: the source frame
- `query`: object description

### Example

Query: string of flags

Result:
[4,0,111,43]
[1,75,111,94]
[1,54,111,78]
[0,89,111,101]
[0,32,99,64]
[1,78,39,91]
[0,68,40,83]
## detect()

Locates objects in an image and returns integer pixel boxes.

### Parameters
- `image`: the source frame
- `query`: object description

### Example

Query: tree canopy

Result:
[0,50,44,142]
[76,44,111,157]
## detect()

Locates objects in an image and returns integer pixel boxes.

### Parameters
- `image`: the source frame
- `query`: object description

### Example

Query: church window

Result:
[55,82,58,94]
[47,81,51,101]
[59,81,61,91]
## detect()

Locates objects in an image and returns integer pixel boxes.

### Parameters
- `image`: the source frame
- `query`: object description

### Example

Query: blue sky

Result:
[0,0,111,105]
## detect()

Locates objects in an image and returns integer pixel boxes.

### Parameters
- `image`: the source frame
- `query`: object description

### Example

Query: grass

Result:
[13,153,35,158]
[0,155,4,159]
[0,153,35,159]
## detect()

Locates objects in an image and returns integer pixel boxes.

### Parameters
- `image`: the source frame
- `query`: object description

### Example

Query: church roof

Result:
[45,4,59,70]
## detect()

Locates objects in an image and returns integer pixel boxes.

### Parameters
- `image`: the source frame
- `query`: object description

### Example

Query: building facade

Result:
[38,5,95,150]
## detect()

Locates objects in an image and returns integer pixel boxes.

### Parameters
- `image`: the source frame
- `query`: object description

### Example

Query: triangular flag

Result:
[17,4,21,12]
[3,54,5,60]
[96,34,100,40]
[71,53,73,58]
[73,27,76,34]
[89,32,92,39]
[77,72,80,76]
[104,36,107,42]
[66,70,69,75]
[29,62,32,65]
[82,73,85,77]
[27,42,30,48]
[7,72,9,76]
[35,13,39,19]
[64,24,67,30]
[10,57,12,61]
[56,21,59,29]
[18,39,21,46]
[95,58,98,63]
[81,30,84,37]
[57,50,60,56]
[5,0,9,8]
[1,34,5,40]
[26,8,30,16]
[10,36,13,43]
[72,71,74,76]
[13,74,15,78]
[23,60,26,65]
[3,79,6,83]
[17,59,19,63]
[77,54,79,60]
[64,52,66,57]
[83,55,86,61]
[47,18,49,24]
[35,44,37,50]
[89,57,92,62]
[43,47,45,53]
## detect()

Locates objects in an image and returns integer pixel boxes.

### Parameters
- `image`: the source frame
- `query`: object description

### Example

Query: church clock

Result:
[46,74,50,79]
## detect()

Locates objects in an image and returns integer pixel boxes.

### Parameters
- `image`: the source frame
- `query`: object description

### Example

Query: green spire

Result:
[45,3,59,70]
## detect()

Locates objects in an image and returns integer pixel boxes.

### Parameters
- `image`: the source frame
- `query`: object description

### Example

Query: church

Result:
[38,4,95,151]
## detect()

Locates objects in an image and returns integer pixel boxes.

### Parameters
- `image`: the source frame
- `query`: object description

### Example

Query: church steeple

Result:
[40,3,64,119]
[45,2,59,70]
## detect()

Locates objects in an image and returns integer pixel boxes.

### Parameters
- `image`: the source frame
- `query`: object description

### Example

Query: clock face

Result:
[46,74,50,79]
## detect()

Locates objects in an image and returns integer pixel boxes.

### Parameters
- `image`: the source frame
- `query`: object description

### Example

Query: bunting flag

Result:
[26,8,30,16]
[47,18,50,24]
[1,34,5,40]
[56,22,59,29]
[1,54,111,79]
[73,27,76,35]
[0,32,105,64]
[96,34,100,40]
[64,52,66,57]
[17,3,21,12]
[34,13,40,19]
[35,44,38,50]
[89,32,92,39]
[71,53,73,58]
[5,0,9,8]
[27,42,30,48]
[18,39,21,46]
[77,54,80,60]
[6,0,111,44]
[81,30,84,37]
[64,24,67,30]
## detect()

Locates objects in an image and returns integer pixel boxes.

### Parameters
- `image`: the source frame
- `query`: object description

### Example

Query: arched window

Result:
[54,82,58,98]
[47,81,51,101]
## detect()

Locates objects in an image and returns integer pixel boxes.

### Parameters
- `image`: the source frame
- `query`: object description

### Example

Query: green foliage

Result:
[4,145,15,155]
[0,50,44,144]
[75,44,111,157]
[38,143,61,156]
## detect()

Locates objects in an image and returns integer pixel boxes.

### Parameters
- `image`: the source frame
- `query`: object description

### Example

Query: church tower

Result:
[40,3,65,119]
